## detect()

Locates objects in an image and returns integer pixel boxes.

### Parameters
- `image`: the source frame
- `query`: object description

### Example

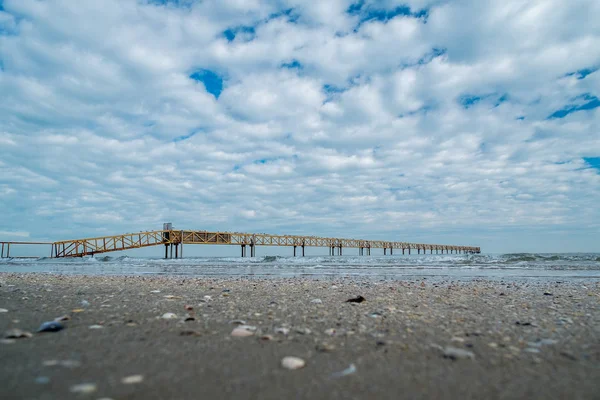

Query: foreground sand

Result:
[1,273,599,400]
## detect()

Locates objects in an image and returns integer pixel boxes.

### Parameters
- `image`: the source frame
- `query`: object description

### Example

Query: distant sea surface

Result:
[1,253,599,281]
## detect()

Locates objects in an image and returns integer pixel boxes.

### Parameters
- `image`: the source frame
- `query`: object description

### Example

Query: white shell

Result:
[122,375,144,384]
[161,313,178,319]
[231,327,254,337]
[281,356,306,370]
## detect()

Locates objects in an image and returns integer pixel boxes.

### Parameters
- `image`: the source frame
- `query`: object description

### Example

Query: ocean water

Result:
[0,253,599,281]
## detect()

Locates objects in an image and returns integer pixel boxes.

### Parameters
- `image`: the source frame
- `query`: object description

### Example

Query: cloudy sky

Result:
[0,0,599,254]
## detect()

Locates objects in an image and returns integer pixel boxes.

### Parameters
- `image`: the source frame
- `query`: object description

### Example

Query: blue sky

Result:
[0,0,599,254]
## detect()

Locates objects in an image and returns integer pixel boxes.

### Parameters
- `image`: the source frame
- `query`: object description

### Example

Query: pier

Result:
[1,225,480,258]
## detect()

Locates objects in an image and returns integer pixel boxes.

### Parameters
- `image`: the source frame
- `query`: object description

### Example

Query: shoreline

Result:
[1,273,599,399]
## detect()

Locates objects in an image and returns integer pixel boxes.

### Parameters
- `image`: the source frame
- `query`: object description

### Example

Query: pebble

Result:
[69,383,97,394]
[1,339,16,344]
[0,308,8,313]
[281,356,305,370]
[121,375,144,384]
[275,327,290,335]
[324,328,336,336]
[260,334,274,341]
[54,315,71,322]
[150,290,161,293]
[180,330,202,336]
[316,343,336,352]
[331,363,356,378]
[89,325,103,329]
[231,326,256,337]
[525,348,540,353]
[229,319,246,325]
[5,328,33,339]
[451,337,465,343]
[43,360,81,368]
[161,313,178,319]
[311,299,323,304]
[443,347,475,360]
[81,300,90,307]
[35,376,50,384]
[38,321,64,332]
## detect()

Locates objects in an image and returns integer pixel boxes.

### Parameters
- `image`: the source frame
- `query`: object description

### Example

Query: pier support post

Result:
[390,247,393,255]
[1,242,4,258]
[164,244,168,259]
[339,245,342,256]
[408,248,411,255]
[251,244,255,257]
[367,247,371,256]
[302,244,305,257]
[384,248,387,255]
[241,245,245,257]
[294,246,296,257]
[175,244,178,259]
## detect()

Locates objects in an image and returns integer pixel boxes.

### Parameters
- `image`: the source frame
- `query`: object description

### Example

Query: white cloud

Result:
[0,0,598,252]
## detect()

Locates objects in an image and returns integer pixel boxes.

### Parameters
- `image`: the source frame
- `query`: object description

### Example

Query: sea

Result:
[1,253,599,282]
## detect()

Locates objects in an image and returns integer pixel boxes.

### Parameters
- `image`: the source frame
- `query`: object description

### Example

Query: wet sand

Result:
[1,273,599,399]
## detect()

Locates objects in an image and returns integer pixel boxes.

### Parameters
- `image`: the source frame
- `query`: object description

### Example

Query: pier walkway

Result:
[1,227,480,258]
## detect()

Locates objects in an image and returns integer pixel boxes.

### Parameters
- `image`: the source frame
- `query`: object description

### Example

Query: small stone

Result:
[161,313,178,320]
[295,327,311,335]
[560,351,578,361]
[150,290,161,293]
[488,342,498,348]
[180,330,202,336]
[184,305,194,311]
[231,326,255,337]
[324,328,336,336]
[81,300,90,307]
[0,308,8,313]
[229,319,246,325]
[35,376,50,384]
[543,292,553,296]
[184,315,195,322]
[275,327,290,335]
[72,309,85,313]
[524,348,540,353]
[331,363,356,378]
[5,328,33,339]
[451,337,465,343]
[89,325,103,329]
[1,339,16,344]
[38,321,64,332]
[345,295,366,303]
[316,343,336,352]
[69,383,97,394]
[281,356,305,370]
[164,295,180,299]
[121,375,144,384]
[54,315,71,322]
[260,334,274,341]
[311,299,323,304]
[443,347,475,360]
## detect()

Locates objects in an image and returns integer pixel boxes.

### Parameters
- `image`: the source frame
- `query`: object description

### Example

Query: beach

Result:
[1,273,599,399]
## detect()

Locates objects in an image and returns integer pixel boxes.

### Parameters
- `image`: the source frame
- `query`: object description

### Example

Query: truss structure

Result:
[46,230,480,258]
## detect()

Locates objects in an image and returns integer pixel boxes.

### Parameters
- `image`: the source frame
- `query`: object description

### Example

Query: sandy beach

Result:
[1,273,599,399]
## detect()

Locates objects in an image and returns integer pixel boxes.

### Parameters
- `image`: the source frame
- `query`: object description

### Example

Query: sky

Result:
[0,0,599,255]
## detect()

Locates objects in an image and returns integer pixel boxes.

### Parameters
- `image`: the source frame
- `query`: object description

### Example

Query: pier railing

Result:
[24,229,481,258]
